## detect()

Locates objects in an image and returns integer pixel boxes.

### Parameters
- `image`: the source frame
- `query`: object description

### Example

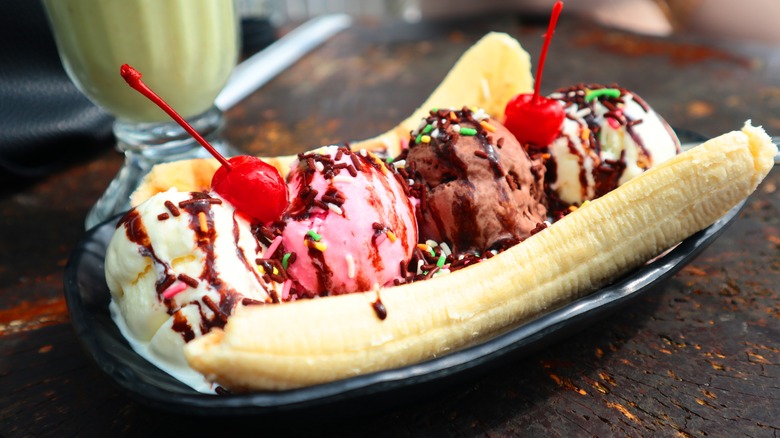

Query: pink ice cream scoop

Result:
[279,145,418,297]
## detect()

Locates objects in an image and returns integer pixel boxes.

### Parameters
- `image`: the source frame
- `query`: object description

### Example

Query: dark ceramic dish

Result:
[64,131,747,417]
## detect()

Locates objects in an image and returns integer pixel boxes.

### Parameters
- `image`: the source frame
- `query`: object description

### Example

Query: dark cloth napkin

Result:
[0,0,114,178]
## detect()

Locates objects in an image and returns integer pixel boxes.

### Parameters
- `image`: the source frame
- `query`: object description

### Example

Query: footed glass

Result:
[43,0,240,229]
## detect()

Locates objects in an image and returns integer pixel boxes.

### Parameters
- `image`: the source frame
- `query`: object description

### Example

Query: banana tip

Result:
[741,121,777,182]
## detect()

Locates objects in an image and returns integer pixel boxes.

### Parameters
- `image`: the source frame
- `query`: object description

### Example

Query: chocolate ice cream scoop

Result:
[402,107,547,254]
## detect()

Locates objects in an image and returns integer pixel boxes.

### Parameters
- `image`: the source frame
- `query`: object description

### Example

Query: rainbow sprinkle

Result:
[281,280,292,301]
[263,235,282,259]
[346,254,356,279]
[305,240,327,252]
[436,253,447,268]
[162,281,187,300]
[197,212,209,233]
[480,120,496,132]
[585,88,621,102]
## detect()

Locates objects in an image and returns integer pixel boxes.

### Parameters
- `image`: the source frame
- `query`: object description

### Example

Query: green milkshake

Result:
[43,0,238,123]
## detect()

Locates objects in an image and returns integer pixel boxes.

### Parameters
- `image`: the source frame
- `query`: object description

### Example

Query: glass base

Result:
[85,106,240,229]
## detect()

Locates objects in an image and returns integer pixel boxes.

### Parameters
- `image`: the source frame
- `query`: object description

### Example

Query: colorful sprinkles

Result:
[213,110,561,302]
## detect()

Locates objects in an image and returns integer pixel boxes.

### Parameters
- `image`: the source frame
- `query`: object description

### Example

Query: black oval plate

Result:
[64,131,746,417]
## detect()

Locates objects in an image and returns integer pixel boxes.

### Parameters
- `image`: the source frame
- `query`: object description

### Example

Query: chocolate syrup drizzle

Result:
[118,192,269,343]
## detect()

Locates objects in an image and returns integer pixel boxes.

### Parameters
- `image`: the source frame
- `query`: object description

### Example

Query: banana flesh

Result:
[185,122,777,391]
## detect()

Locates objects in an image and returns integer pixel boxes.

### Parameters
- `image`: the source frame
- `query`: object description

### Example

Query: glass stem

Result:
[85,105,239,229]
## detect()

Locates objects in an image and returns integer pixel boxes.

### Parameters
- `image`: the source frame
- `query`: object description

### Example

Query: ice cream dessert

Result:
[278,145,418,297]
[529,84,680,214]
[105,188,282,391]
[399,107,547,254]
[102,55,775,395]
[95,4,777,393]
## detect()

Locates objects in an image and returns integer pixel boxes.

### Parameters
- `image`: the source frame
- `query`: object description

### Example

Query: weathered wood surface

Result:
[1,15,778,437]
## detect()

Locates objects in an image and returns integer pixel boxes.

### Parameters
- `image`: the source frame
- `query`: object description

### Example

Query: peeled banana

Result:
[185,123,777,391]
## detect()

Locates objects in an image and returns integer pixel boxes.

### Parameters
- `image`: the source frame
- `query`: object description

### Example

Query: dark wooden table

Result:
[2,13,778,437]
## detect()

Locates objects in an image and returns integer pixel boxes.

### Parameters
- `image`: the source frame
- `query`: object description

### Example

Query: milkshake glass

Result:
[43,0,240,228]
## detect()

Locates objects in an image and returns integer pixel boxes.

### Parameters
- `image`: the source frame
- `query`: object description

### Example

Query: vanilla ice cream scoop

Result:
[105,188,280,391]
[541,84,680,212]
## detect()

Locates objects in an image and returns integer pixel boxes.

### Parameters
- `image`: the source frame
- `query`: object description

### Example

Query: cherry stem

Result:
[120,64,232,169]
[532,1,563,105]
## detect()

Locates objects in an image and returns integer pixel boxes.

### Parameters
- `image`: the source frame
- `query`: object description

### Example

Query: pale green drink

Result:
[43,0,238,123]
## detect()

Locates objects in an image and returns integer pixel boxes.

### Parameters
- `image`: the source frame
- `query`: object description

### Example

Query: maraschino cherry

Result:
[503,1,565,146]
[120,64,288,224]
